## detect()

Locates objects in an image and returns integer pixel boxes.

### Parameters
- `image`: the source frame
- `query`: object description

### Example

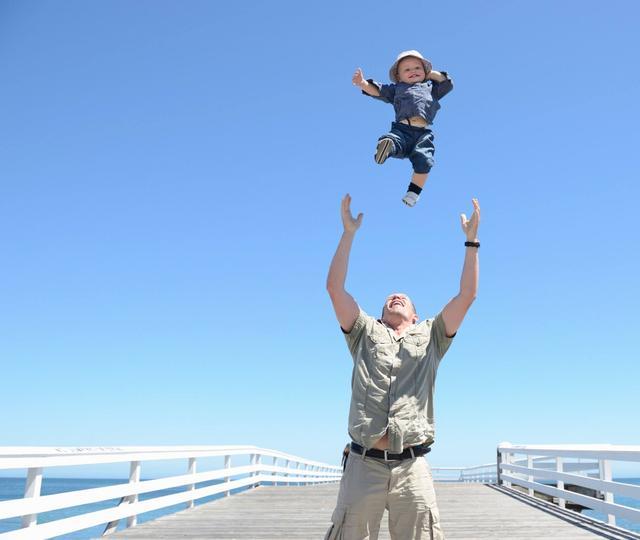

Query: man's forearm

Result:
[327,231,356,294]
[441,199,480,336]
[459,246,479,302]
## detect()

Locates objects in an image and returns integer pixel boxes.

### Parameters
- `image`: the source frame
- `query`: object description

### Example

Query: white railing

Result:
[0,445,342,539]
[432,463,496,483]
[497,442,640,529]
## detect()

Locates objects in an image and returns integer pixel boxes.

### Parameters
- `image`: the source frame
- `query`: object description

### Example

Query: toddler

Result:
[353,50,453,207]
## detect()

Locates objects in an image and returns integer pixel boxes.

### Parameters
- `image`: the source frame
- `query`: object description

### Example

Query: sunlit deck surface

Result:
[111,483,637,539]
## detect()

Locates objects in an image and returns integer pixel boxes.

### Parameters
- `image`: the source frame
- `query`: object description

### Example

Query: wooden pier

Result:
[3,445,639,539]
[110,483,637,539]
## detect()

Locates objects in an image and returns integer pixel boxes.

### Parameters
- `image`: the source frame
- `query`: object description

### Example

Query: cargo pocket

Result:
[412,504,444,540]
[324,506,347,540]
[427,506,444,540]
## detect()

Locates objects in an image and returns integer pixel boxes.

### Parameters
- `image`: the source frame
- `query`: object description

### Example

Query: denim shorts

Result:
[379,122,435,174]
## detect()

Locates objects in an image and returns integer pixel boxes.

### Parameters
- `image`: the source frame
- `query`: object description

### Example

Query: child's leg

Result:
[411,172,428,189]
[401,172,429,207]
[403,131,435,207]
[402,172,429,206]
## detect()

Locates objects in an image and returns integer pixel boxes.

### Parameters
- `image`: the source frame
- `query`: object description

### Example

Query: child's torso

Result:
[393,82,441,124]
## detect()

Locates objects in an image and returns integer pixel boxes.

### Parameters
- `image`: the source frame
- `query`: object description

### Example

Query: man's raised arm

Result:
[442,198,481,337]
[326,194,363,332]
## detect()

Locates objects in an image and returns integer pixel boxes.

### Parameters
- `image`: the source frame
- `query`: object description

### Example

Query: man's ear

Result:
[412,313,419,324]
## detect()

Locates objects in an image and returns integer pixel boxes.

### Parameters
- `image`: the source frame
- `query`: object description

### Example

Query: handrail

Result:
[497,442,640,529]
[0,445,334,469]
[432,463,496,483]
[0,445,342,539]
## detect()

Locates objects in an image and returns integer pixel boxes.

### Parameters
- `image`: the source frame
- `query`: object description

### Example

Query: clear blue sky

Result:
[1,1,639,474]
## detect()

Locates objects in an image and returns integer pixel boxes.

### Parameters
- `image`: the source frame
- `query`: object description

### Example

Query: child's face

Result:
[397,57,426,84]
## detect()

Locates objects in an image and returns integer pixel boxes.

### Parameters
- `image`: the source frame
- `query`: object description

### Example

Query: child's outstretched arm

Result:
[352,68,380,97]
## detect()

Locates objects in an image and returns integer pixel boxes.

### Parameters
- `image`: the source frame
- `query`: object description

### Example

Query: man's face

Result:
[382,293,418,323]
[397,57,426,84]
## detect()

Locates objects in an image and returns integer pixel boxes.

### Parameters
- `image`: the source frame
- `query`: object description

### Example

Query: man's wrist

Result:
[465,239,480,248]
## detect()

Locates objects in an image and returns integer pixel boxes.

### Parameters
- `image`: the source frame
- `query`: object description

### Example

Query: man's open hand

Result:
[342,194,363,234]
[460,198,480,241]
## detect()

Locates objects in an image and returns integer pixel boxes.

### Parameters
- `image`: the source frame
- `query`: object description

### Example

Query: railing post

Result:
[187,457,196,509]
[599,458,615,526]
[126,461,140,529]
[527,455,533,496]
[21,467,43,529]
[556,457,565,508]
[253,454,261,488]
[224,455,231,497]
[503,451,511,488]
[272,456,277,486]
[496,447,502,485]
[285,459,290,486]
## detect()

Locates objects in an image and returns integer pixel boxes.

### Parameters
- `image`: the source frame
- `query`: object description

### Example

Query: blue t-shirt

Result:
[364,73,453,125]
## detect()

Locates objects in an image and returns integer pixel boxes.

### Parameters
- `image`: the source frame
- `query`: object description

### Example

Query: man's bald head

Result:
[381,293,418,326]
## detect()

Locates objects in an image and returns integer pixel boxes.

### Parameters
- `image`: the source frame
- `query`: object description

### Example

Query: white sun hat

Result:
[389,50,433,83]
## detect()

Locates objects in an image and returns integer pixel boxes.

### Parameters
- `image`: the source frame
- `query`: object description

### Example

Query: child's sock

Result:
[402,183,422,207]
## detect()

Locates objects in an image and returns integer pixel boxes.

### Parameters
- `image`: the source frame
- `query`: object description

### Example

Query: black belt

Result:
[350,442,431,461]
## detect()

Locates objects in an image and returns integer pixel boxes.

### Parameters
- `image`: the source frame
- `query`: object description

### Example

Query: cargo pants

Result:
[379,122,435,174]
[325,451,444,540]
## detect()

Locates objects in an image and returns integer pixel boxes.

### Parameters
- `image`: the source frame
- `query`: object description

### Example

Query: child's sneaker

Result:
[374,138,394,164]
[402,191,419,207]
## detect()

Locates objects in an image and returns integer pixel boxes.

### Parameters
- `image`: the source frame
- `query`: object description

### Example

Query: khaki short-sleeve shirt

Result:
[343,309,454,453]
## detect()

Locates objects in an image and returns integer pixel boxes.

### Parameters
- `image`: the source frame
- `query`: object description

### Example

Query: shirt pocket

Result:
[366,328,392,358]
[403,335,429,359]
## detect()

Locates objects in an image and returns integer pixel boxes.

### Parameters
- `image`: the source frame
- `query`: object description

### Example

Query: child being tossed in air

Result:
[353,50,453,207]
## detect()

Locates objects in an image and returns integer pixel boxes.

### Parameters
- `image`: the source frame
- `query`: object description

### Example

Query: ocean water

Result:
[1,477,638,538]
[0,476,250,539]
[581,477,640,534]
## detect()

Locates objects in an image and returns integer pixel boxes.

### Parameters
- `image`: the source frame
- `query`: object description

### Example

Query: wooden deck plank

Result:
[110,483,633,539]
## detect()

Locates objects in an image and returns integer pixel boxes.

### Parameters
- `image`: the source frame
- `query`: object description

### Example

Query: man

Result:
[325,194,480,540]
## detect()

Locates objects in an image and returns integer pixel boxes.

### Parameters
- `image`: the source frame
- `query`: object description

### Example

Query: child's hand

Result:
[352,68,366,88]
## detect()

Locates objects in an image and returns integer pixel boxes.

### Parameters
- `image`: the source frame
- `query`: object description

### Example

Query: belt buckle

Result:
[409,447,415,459]
[383,450,389,462]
